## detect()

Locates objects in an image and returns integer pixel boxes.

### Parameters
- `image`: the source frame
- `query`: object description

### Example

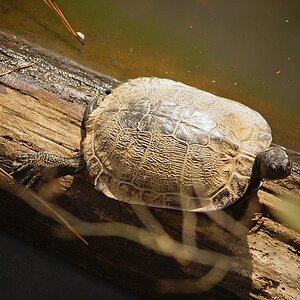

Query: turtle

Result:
[13,77,292,211]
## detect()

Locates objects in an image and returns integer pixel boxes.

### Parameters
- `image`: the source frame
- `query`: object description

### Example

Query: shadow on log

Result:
[0,32,300,299]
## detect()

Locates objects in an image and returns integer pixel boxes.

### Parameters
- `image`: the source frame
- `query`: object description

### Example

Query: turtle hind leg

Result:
[12,151,85,187]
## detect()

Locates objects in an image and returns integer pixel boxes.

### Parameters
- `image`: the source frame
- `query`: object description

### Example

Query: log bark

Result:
[0,32,299,299]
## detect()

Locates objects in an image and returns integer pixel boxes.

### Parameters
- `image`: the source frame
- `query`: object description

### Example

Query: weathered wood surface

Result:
[0,32,300,299]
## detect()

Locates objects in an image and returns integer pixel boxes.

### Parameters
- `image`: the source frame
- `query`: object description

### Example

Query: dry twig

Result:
[0,63,32,77]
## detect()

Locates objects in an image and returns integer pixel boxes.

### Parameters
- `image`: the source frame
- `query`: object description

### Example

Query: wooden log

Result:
[0,32,300,299]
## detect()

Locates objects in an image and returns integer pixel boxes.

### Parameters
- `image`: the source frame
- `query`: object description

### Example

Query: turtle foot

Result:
[12,151,84,187]
[12,152,59,187]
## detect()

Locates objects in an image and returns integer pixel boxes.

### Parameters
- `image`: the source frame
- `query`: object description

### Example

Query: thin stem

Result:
[43,0,85,45]
[0,63,33,77]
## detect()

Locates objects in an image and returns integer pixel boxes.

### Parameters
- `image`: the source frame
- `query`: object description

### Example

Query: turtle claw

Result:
[16,167,40,187]
[23,173,40,188]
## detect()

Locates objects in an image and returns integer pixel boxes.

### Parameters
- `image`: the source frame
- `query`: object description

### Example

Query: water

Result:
[1,0,299,151]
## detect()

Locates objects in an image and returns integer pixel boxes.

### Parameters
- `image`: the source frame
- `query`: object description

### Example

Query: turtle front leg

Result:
[12,151,85,187]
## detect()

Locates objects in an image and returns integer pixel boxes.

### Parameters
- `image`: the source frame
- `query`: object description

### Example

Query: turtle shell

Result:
[83,77,272,211]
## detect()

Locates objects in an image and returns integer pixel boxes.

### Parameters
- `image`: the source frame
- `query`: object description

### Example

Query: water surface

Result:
[1,0,299,150]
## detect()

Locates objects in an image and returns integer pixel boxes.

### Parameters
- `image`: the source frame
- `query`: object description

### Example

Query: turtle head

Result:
[255,147,292,180]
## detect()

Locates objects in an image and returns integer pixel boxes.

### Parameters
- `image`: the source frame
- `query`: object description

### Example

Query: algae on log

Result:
[0,32,300,299]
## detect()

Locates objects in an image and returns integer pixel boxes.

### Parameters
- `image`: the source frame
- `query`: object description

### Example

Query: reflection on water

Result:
[0,0,299,150]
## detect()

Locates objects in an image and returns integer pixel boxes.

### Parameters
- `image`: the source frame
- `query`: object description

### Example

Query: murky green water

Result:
[1,0,299,151]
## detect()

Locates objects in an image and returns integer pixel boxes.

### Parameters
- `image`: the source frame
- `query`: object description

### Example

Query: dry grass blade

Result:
[0,63,33,77]
[0,168,14,180]
[206,207,250,238]
[57,218,234,269]
[43,0,85,45]
[180,193,198,249]
[131,204,168,236]
[180,210,198,265]
[158,256,230,293]
[0,167,89,246]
